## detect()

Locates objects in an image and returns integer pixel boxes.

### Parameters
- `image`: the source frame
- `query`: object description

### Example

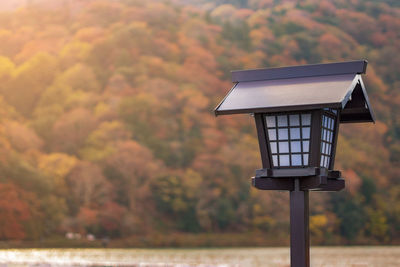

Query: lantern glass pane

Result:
[270,142,277,153]
[302,127,310,139]
[291,141,301,153]
[268,129,276,140]
[291,155,302,166]
[272,155,278,166]
[266,116,276,127]
[277,115,288,127]
[279,142,289,153]
[302,141,309,152]
[290,128,300,139]
[278,128,288,140]
[301,114,311,125]
[289,115,300,126]
[303,154,309,165]
[279,155,290,166]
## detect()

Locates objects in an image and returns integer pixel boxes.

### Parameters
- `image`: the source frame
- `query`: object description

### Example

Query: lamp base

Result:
[252,168,344,191]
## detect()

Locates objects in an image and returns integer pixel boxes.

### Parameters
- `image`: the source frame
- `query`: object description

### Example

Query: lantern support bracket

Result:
[255,167,333,178]
[252,168,345,192]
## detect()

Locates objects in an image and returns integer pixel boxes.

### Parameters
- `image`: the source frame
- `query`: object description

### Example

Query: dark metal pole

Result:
[290,178,310,267]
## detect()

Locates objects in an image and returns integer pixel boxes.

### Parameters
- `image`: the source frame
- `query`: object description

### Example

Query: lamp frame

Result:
[214,61,374,267]
[255,109,340,170]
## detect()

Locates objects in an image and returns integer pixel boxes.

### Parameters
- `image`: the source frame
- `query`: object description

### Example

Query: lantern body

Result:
[215,60,374,189]
[256,108,340,172]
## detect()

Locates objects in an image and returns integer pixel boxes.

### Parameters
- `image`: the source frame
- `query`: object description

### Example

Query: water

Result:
[0,247,398,267]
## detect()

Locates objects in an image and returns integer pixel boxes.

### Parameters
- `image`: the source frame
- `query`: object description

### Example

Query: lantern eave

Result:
[215,102,342,116]
[339,76,375,123]
[215,61,374,124]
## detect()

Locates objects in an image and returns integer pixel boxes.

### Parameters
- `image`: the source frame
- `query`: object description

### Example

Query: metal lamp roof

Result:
[214,60,374,123]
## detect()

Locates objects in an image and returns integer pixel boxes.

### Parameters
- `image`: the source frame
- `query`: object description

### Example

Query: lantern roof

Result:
[214,60,374,123]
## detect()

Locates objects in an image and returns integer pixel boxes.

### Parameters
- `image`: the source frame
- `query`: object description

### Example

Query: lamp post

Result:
[215,60,374,267]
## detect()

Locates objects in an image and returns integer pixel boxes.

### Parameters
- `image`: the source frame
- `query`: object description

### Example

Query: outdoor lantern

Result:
[215,60,374,191]
[214,60,374,267]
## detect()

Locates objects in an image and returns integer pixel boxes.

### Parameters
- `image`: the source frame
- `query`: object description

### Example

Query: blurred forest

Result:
[0,0,398,246]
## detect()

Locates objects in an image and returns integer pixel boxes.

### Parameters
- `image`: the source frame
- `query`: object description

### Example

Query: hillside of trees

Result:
[0,0,398,246]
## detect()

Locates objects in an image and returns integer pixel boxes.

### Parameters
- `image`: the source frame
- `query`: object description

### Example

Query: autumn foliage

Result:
[0,0,398,245]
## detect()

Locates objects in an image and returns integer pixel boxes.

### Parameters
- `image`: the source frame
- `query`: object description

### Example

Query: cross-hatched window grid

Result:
[320,112,336,169]
[265,113,312,168]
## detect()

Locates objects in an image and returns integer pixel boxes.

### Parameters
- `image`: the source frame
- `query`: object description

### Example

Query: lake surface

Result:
[0,247,398,266]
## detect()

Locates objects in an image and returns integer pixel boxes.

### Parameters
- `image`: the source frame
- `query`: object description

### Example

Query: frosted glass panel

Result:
[303,154,309,165]
[289,115,300,126]
[303,141,309,152]
[266,116,276,127]
[291,141,301,153]
[320,110,337,169]
[302,127,310,138]
[277,115,288,127]
[272,155,278,166]
[279,142,289,153]
[278,128,288,140]
[291,155,302,166]
[279,155,290,166]
[268,129,276,140]
[270,142,277,153]
[265,112,315,168]
[290,128,300,139]
[301,114,311,125]
[325,157,328,167]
